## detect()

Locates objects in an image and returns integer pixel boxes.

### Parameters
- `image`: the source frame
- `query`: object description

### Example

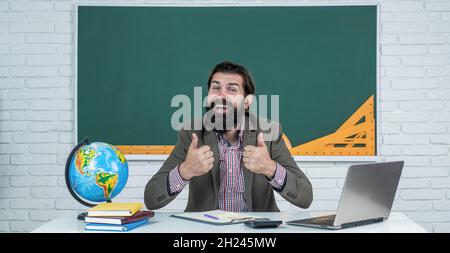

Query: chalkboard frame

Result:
[75,3,380,162]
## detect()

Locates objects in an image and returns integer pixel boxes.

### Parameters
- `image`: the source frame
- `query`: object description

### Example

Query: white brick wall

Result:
[0,0,449,233]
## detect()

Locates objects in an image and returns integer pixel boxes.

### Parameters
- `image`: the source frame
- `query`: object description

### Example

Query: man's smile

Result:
[213,104,230,114]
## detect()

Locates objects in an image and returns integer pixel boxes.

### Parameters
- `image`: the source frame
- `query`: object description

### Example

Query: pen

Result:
[204,214,220,220]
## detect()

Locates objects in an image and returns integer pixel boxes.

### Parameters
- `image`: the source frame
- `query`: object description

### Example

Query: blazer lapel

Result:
[203,130,220,208]
[242,129,256,211]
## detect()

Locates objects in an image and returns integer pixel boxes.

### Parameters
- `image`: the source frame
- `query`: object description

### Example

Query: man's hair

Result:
[207,61,255,96]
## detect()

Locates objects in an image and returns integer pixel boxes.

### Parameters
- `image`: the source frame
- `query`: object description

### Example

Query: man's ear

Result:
[244,94,254,110]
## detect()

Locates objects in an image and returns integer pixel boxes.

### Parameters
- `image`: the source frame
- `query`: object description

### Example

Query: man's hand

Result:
[179,133,214,181]
[243,132,277,179]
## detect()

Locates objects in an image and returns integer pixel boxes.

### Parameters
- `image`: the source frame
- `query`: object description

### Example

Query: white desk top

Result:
[32,211,427,233]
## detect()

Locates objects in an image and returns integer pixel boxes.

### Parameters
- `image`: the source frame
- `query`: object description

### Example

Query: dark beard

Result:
[204,98,245,134]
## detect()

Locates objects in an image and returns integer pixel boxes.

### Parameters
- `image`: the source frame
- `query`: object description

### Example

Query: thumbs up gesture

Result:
[179,133,214,181]
[243,132,277,178]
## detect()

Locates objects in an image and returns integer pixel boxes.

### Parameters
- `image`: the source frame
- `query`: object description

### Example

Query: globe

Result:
[67,141,128,204]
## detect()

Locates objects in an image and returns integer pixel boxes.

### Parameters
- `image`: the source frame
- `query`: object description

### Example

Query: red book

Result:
[85,210,154,225]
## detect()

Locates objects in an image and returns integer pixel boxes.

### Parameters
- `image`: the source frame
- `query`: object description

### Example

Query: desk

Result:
[32,211,427,233]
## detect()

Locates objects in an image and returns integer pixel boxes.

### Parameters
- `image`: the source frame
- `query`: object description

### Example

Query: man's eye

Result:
[212,87,220,90]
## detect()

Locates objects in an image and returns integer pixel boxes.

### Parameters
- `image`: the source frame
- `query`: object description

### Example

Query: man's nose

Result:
[218,90,227,98]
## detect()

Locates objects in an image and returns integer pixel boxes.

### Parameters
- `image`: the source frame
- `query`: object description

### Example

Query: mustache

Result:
[204,98,245,133]
[209,97,233,109]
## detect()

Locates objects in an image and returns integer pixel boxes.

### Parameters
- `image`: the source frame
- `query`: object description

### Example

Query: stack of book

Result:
[84,202,154,232]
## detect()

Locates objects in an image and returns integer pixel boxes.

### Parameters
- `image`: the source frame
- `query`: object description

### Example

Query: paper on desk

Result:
[171,210,264,225]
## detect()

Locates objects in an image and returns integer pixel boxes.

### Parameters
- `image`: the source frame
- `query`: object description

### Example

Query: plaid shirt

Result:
[168,131,287,212]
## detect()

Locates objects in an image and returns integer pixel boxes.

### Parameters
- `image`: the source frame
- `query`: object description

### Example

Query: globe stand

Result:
[65,137,115,221]
[77,212,89,221]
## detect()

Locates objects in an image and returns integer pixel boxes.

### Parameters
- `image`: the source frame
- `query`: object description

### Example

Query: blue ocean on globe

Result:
[68,142,128,203]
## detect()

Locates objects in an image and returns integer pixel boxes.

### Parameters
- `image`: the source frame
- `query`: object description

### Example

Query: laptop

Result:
[287,161,404,230]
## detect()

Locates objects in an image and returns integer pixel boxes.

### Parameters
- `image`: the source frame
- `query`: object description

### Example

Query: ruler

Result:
[284,95,375,156]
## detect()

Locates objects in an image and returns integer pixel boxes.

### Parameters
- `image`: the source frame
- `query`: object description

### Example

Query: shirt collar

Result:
[216,130,244,147]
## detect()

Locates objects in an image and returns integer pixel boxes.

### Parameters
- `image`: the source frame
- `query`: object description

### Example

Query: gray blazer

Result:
[144,114,313,212]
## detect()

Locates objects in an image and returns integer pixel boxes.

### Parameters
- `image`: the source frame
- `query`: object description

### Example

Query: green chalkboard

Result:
[77,5,377,155]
